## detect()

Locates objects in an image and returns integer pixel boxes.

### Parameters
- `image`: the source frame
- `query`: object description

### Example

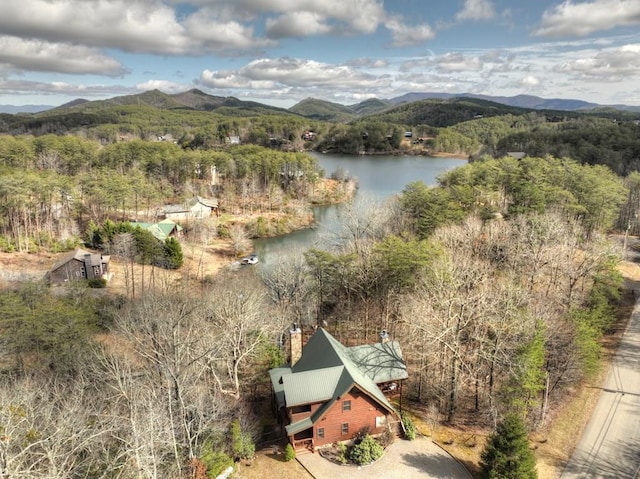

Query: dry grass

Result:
[235,447,312,479]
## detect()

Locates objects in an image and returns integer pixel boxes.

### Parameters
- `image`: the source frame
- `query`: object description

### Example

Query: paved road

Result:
[297,436,472,479]
[561,292,640,479]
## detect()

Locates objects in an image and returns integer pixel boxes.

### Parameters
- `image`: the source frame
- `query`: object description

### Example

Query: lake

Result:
[252,153,467,266]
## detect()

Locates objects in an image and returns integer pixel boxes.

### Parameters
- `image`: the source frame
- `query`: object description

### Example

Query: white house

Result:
[160,197,219,221]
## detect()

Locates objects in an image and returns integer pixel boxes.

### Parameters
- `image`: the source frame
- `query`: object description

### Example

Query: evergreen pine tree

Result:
[480,413,537,479]
[163,236,184,269]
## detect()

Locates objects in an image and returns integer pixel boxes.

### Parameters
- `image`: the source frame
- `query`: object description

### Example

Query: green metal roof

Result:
[282,365,344,407]
[268,366,291,409]
[348,342,409,383]
[286,417,313,435]
[130,220,182,242]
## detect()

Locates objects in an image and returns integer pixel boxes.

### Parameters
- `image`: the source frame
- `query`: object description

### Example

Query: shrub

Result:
[349,434,383,465]
[337,442,348,464]
[353,426,371,444]
[229,419,255,461]
[200,446,234,479]
[0,235,15,252]
[217,223,230,238]
[87,277,107,288]
[401,412,416,440]
[284,443,296,462]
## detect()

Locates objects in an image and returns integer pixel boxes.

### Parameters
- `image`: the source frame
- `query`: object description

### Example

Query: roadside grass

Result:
[533,276,636,478]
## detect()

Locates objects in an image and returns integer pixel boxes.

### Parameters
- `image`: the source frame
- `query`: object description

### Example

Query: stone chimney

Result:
[290,323,302,366]
[83,253,93,279]
[380,329,390,344]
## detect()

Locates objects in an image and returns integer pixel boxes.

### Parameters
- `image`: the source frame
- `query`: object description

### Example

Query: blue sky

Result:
[1,0,640,108]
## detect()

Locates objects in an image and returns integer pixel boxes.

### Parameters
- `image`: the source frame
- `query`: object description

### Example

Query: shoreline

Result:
[313,149,468,160]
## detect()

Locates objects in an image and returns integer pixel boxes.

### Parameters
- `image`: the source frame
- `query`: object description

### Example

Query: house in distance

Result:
[45,248,111,285]
[159,196,219,221]
[269,326,408,453]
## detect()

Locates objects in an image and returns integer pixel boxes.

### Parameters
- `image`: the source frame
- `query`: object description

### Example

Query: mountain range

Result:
[2,90,639,116]
[0,104,56,114]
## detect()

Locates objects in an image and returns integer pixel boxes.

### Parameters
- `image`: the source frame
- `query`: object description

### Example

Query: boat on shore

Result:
[240,254,259,265]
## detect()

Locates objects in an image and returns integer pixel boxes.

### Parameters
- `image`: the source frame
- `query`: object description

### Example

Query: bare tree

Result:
[109,292,222,475]
[187,218,219,281]
[227,223,251,257]
[205,273,286,399]
[330,194,393,256]
[111,232,137,298]
[0,375,110,479]
[260,249,314,326]
[402,246,496,422]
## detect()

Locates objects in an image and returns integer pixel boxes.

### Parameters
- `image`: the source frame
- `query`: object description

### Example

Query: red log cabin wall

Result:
[312,388,390,447]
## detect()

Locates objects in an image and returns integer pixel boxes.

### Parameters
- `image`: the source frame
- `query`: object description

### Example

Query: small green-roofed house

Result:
[130,219,183,242]
[269,327,407,453]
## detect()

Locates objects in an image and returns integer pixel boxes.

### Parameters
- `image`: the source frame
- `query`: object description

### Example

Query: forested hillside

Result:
[0,135,329,254]
[0,90,639,478]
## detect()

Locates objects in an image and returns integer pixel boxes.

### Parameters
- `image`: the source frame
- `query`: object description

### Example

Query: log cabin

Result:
[269,326,408,453]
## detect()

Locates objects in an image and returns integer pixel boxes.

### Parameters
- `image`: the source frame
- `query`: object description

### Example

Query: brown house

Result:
[269,327,408,453]
[45,248,110,285]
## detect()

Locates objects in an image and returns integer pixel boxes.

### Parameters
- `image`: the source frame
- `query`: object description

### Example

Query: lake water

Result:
[252,153,467,266]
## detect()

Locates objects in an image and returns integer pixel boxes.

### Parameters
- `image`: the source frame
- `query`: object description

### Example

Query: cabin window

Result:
[342,400,351,412]
[317,428,324,439]
[376,416,387,428]
[341,423,349,435]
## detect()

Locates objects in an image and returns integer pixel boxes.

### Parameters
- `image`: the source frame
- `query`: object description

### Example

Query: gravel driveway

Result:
[296,436,472,479]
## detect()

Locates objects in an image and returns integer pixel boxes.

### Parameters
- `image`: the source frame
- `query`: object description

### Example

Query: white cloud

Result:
[534,0,640,37]
[436,53,483,72]
[183,12,274,52]
[197,57,393,105]
[385,16,435,47]
[553,43,640,80]
[0,36,126,75]
[346,58,389,69]
[241,57,387,88]
[198,70,279,90]
[265,11,332,38]
[0,79,132,97]
[135,80,192,94]
[456,0,496,21]
[0,0,270,55]
[248,0,386,34]
[519,75,540,87]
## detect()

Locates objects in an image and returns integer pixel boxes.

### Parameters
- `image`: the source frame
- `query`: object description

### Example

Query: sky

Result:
[1,0,640,108]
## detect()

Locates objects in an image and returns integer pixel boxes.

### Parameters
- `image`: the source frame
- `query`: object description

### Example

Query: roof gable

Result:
[291,328,347,373]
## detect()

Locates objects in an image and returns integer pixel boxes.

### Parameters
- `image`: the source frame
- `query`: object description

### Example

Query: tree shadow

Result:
[400,451,471,478]
[562,439,640,478]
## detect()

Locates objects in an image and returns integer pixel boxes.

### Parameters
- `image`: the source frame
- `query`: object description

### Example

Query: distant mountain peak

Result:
[388,92,607,111]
